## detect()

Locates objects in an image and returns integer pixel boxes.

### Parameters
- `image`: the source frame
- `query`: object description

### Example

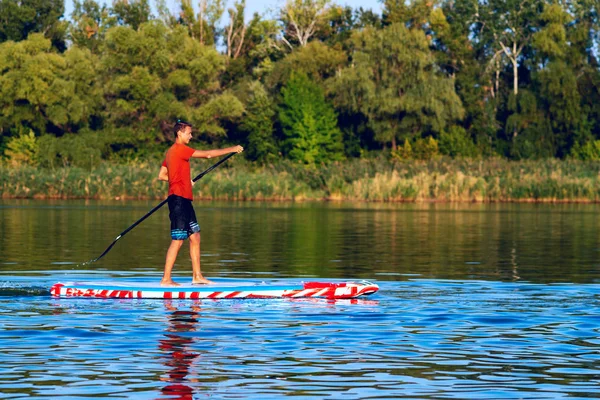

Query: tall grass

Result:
[2,158,600,202]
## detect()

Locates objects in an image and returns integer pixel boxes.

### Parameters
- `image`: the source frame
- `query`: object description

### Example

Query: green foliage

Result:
[239,81,278,162]
[280,0,334,47]
[112,0,152,30]
[391,139,413,161]
[69,0,115,52]
[4,130,38,166]
[7,158,600,203]
[193,91,245,137]
[0,0,67,50]
[392,137,440,161]
[331,23,464,149]
[38,130,108,170]
[412,137,440,161]
[0,0,598,166]
[0,34,84,133]
[267,41,346,88]
[177,0,224,46]
[569,141,600,161]
[279,72,343,165]
[439,126,478,158]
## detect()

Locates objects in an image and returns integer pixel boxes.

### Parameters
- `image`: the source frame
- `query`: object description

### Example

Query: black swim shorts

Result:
[167,195,200,240]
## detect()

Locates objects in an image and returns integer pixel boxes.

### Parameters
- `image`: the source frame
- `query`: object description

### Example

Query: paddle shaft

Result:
[86,152,236,264]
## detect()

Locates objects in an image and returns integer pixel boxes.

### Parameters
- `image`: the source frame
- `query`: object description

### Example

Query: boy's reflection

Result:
[159,301,202,400]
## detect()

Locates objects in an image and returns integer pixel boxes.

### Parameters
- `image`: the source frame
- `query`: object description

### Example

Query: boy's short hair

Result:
[174,119,192,138]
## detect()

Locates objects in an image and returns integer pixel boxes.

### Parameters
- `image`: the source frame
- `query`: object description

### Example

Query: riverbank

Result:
[2,158,600,202]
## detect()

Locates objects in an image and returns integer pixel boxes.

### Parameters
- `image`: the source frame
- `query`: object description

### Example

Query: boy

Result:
[158,120,243,286]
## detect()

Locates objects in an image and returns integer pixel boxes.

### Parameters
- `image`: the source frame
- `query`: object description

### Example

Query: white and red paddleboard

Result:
[50,280,379,300]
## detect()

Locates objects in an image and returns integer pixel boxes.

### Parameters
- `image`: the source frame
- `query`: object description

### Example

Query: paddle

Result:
[85,152,236,265]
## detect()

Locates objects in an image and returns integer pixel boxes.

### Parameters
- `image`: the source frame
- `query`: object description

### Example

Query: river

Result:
[1,200,599,398]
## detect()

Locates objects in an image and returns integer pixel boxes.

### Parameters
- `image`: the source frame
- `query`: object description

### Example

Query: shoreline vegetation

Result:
[3,0,600,207]
[3,158,600,203]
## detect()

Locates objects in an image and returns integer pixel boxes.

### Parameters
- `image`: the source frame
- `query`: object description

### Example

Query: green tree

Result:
[101,22,242,144]
[0,34,65,134]
[244,17,288,80]
[4,130,38,166]
[69,0,116,53]
[280,0,333,48]
[239,81,277,162]
[331,23,464,149]
[0,0,67,50]
[279,72,343,164]
[0,34,103,136]
[224,0,247,59]
[476,0,543,138]
[178,0,224,46]
[430,4,489,144]
[267,40,346,89]
[532,2,590,157]
[111,0,152,30]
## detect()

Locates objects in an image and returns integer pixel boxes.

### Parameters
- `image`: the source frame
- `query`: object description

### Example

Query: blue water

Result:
[2,274,600,399]
[2,201,600,398]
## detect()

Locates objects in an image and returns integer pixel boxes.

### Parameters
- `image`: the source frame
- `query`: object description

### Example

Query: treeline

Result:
[1,0,600,169]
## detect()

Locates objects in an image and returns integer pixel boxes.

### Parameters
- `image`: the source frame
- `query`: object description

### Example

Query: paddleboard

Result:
[50,280,379,300]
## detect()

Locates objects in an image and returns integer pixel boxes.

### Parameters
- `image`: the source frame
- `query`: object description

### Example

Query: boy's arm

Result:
[158,166,168,181]
[191,145,244,159]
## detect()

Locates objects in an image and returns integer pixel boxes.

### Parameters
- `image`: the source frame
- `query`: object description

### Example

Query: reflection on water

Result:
[1,200,600,283]
[1,200,600,398]
[0,279,599,398]
[159,302,202,400]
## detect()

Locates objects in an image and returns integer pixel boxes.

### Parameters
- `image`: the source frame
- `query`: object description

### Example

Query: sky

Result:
[64,0,383,22]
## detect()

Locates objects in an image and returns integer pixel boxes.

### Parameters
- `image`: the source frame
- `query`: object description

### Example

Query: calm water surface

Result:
[1,200,600,399]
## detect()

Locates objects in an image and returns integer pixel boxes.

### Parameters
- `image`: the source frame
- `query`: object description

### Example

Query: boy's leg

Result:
[189,232,211,284]
[161,239,184,286]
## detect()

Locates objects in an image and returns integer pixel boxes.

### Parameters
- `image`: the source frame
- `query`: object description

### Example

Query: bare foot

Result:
[192,277,213,285]
[160,280,181,287]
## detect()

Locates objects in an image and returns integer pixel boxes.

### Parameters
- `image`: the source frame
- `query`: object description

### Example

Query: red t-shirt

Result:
[162,143,196,200]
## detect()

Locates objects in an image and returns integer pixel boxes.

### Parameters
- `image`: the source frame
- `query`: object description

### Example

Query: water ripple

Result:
[1,278,599,398]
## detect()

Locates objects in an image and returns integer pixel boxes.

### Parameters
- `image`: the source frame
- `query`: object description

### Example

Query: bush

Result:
[38,131,108,170]
[391,139,413,160]
[391,137,439,161]
[413,137,440,160]
[4,131,39,166]
[439,126,479,158]
[569,140,600,161]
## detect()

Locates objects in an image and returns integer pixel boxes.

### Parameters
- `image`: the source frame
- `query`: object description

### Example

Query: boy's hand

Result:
[234,145,244,153]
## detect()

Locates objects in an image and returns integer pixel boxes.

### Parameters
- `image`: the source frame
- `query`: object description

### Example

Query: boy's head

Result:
[174,120,192,143]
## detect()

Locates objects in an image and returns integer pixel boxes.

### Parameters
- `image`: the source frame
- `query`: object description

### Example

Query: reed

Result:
[2,158,600,202]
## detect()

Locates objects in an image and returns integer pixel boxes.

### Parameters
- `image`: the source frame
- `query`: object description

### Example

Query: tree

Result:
[178,0,224,46]
[280,0,333,48]
[69,0,115,53]
[111,0,152,30]
[0,34,66,134]
[101,22,242,143]
[0,33,103,138]
[431,2,494,151]
[331,23,464,149]
[532,2,590,157]
[243,17,288,79]
[478,0,542,98]
[279,72,343,164]
[0,0,67,50]
[266,40,346,89]
[475,0,543,138]
[225,0,247,59]
[239,81,277,162]
[319,6,382,48]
